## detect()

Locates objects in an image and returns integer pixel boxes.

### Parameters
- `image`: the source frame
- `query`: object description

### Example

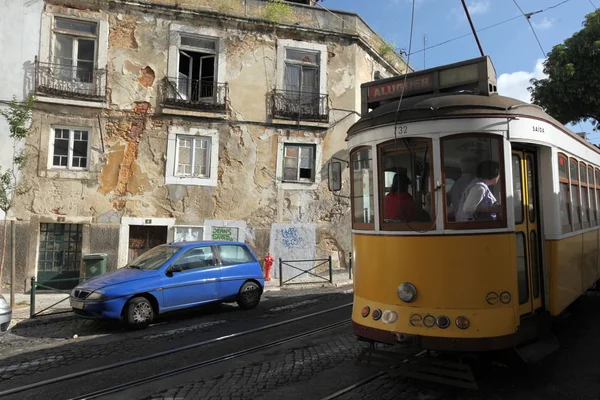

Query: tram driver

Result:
[455,160,503,222]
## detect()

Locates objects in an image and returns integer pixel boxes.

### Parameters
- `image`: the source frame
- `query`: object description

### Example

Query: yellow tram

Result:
[331,56,600,357]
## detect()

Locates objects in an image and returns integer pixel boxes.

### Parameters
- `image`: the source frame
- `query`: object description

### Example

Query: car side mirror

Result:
[167,265,183,274]
[328,161,342,192]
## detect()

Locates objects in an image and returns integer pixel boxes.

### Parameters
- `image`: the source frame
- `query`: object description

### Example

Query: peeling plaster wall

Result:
[15,2,399,274]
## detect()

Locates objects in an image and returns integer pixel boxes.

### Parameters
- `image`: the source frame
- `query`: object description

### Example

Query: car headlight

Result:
[397,282,417,303]
[86,291,107,301]
[70,288,78,297]
[0,295,8,308]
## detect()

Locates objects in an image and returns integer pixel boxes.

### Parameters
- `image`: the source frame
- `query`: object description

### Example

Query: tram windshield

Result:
[379,138,434,229]
[442,134,506,228]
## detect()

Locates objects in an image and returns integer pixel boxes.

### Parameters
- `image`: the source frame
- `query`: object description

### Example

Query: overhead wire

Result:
[511,0,587,135]
[409,0,572,56]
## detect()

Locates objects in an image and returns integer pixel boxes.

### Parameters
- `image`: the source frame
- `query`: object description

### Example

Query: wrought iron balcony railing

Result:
[163,78,228,111]
[271,89,329,122]
[34,60,105,100]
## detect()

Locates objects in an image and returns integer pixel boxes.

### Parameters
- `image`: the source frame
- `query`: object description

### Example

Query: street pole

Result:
[10,220,15,308]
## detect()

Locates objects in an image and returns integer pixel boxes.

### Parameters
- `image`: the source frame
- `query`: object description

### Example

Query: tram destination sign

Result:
[367,73,434,102]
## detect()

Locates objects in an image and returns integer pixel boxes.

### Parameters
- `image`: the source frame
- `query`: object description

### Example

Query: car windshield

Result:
[127,246,181,270]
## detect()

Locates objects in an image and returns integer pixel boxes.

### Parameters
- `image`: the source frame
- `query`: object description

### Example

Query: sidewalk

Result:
[2,270,353,330]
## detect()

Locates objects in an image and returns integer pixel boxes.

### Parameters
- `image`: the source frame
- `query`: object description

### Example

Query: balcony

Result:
[163,78,228,112]
[271,89,329,122]
[34,60,105,101]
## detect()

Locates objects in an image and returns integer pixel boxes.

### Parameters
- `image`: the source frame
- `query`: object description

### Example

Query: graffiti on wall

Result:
[281,227,302,248]
[212,227,238,241]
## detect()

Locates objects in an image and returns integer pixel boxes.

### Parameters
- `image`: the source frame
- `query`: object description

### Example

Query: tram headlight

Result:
[397,282,417,303]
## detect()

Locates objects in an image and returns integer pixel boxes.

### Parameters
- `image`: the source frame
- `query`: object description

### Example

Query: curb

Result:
[11,312,76,329]
[264,281,353,291]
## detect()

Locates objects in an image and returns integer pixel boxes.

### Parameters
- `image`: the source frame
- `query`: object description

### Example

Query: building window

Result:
[379,138,435,230]
[175,135,211,178]
[441,134,505,229]
[36,17,104,99]
[558,153,571,232]
[351,147,374,229]
[173,226,204,242]
[54,18,97,82]
[283,144,315,183]
[51,127,90,169]
[165,127,219,187]
[595,168,600,225]
[164,33,227,110]
[274,40,328,122]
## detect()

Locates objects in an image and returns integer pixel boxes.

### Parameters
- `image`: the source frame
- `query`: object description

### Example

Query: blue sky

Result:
[320,0,598,142]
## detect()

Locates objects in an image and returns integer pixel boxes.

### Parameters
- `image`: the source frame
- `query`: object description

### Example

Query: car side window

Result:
[171,247,215,271]
[217,245,255,266]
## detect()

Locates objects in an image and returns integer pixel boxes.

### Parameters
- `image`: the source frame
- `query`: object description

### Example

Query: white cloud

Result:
[466,0,490,15]
[532,17,554,30]
[497,59,547,103]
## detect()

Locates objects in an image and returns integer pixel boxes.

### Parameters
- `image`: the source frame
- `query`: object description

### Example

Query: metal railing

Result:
[271,89,329,122]
[279,256,332,286]
[34,60,105,100]
[29,276,84,318]
[163,77,228,111]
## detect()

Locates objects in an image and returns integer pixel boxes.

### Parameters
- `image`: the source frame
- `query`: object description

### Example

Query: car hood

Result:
[77,268,159,291]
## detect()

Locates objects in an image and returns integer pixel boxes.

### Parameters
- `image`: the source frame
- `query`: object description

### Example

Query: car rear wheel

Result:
[237,281,261,310]
[124,297,154,329]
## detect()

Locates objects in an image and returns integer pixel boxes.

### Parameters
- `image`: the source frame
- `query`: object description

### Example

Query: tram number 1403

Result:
[533,126,545,133]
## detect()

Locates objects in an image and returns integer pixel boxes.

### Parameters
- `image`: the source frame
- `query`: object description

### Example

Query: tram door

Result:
[512,150,544,316]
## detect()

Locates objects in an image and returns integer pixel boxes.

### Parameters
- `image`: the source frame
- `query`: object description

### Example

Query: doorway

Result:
[512,149,544,316]
[128,225,168,264]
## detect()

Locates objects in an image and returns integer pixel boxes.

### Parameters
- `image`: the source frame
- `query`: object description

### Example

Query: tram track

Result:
[318,350,428,400]
[0,302,352,399]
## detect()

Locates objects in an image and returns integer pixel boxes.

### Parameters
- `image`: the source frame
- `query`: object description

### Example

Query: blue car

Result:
[70,241,265,328]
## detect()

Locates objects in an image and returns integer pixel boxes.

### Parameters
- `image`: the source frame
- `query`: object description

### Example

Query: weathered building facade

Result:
[6,0,409,290]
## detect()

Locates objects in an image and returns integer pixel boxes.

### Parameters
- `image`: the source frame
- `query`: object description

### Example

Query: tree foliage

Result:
[0,94,35,213]
[528,10,600,131]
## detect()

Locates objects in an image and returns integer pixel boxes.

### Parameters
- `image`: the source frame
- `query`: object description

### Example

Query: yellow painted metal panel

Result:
[352,294,517,338]
[353,233,518,309]
[582,230,599,289]
[545,237,584,316]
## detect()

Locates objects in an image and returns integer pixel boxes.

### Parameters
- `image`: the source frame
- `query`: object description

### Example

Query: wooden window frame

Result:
[378,138,435,231]
[440,133,507,230]
[569,157,582,231]
[350,146,375,230]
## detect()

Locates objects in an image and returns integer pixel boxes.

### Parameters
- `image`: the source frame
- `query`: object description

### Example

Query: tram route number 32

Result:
[533,126,545,133]
[396,125,408,134]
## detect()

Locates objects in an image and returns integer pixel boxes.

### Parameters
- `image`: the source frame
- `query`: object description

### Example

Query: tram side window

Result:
[589,165,597,225]
[596,169,600,224]
[351,148,375,228]
[379,138,433,229]
[580,162,590,226]
[558,154,571,232]
[569,158,582,229]
[442,134,505,228]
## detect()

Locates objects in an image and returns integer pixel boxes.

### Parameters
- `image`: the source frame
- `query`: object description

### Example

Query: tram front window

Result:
[379,138,433,229]
[442,134,506,228]
[350,147,375,228]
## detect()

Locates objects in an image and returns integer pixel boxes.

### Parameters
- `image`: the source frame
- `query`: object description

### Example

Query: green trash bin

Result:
[83,253,107,278]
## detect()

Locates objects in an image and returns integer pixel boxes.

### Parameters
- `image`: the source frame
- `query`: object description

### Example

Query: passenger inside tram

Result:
[381,138,432,224]
[383,173,417,221]
[455,160,503,222]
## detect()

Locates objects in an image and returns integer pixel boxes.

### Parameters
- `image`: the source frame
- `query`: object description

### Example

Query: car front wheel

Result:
[124,296,154,329]
[237,281,261,310]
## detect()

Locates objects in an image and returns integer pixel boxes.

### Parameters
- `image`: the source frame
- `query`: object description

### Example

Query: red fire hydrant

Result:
[264,253,274,281]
